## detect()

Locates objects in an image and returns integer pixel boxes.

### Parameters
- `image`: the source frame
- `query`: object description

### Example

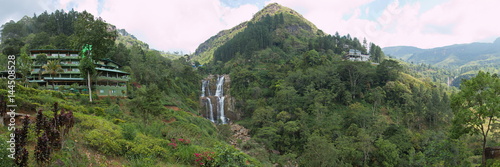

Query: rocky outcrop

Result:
[229,123,251,146]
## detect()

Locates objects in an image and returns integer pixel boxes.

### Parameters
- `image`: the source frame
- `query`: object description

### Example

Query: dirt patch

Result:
[164,105,181,111]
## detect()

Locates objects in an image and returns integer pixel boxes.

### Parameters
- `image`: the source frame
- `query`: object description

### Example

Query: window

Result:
[99,90,104,94]
[111,90,116,94]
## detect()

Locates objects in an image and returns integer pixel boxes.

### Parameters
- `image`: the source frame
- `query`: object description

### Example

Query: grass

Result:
[0,84,260,166]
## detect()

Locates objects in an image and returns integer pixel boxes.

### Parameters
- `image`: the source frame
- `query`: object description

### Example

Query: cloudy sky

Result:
[2,0,499,53]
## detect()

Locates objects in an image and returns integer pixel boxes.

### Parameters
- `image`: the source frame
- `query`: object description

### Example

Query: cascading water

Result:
[206,98,215,123]
[201,80,207,97]
[200,75,227,124]
[201,80,212,97]
[215,76,226,124]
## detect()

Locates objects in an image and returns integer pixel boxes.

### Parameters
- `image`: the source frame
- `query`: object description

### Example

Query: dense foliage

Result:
[0,9,259,166]
[202,7,487,166]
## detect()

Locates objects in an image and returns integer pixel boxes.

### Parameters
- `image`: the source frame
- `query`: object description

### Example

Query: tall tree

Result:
[72,11,117,60]
[17,51,33,86]
[35,54,47,80]
[79,44,95,102]
[451,71,500,166]
[376,59,401,86]
[42,60,64,90]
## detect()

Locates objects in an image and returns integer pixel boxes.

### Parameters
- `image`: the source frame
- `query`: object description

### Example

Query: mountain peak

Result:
[193,3,321,64]
[494,37,500,45]
[251,3,302,22]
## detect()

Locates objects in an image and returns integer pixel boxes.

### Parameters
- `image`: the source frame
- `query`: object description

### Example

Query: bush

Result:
[127,133,169,159]
[77,114,125,155]
[121,123,137,141]
[211,144,261,167]
[0,134,15,166]
[173,145,202,164]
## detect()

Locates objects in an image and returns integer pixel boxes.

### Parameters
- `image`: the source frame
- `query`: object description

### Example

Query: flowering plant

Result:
[194,151,215,166]
[168,138,191,149]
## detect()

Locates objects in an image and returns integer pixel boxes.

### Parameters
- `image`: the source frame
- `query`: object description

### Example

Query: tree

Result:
[299,133,341,166]
[17,51,33,86]
[376,59,401,86]
[374,138,399,167]
[128,84,164,123]
[35,53,48,80]
[451,71,500,166]
[42,60,64,90]
[72,11,117,60]
[79,46,96,102]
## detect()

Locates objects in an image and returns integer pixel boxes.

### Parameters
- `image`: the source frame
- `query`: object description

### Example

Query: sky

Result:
[1,0,499,53]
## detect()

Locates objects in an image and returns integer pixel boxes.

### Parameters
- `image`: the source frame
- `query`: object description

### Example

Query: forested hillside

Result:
[383,39,500,87]
[196,3,497,166]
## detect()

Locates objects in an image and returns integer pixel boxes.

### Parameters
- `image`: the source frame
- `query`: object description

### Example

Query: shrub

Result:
[0,134,15,166]
[127,133,169,159]
[211,144,261,167]
[121,123,137,140]
[77,114,125,155]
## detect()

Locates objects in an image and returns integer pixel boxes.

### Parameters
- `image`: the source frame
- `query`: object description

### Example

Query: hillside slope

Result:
[193,3,323,64]
[383,38,500,67]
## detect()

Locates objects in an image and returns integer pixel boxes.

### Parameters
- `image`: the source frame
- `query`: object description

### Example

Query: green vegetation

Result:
[2,2,500,166]
[451,71,500,166]
[0,84,260,166]
[0,9,260,166]
[198,3,497,166]
[383,39,500,87]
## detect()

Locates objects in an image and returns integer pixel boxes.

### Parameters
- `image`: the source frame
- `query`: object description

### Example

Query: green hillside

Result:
[383,38,500,67]
[383,39,500,87]
[193,3,324,64]
[0,9,260,167]
[197,3,487,167]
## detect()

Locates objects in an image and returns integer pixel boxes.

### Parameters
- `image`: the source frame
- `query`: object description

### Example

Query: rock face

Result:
[199,74,237,124]
[229,123,251,146]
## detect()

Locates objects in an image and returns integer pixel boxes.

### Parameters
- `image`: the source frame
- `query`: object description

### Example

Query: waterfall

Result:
[215,75,226,124]
[200,75,228,124]
[201,80,207,97]
[218,96,226,124]
[215,75,224,96]
[201,80,212,97]
[207,98,215,123]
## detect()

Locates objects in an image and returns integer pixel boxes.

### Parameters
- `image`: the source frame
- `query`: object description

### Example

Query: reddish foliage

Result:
[194,151,215,166]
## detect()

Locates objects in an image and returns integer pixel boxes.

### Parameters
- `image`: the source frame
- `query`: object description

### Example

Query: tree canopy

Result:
[451,71,500,165]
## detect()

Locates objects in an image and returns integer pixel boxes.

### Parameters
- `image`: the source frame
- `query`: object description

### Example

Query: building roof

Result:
[96,68,130,74]
[28,80,46,83]
[43,77,85,81]
[99,58,123,68]
[30,49,80,53]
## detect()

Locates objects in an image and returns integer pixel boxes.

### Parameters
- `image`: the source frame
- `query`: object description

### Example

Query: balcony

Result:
[58,56,80,60]
[60,63,80,67]
[97,76,129,82]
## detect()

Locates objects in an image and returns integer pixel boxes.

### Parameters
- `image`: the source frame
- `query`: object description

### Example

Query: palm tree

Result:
[42,60,64,90]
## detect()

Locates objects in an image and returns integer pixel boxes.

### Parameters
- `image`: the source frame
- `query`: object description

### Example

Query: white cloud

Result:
[59,0,259,53]
[265,0,374,39]
[4,0,500,51]
[265,0,500,49]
